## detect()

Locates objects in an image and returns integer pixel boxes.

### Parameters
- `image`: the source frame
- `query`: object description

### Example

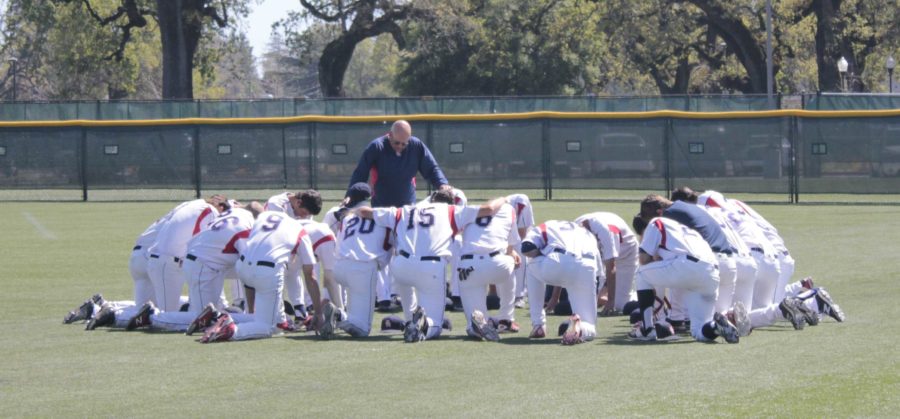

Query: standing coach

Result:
[345,120,451,207]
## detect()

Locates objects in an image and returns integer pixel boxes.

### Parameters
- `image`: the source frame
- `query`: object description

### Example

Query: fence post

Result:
[425,120,435,195]
[791,116,800,203]
[281,125,288,190]
[541,119,552,200]
[193,126,201,198]
[664,118,673,194]
[308,122,317,189]
[80,127,88,201]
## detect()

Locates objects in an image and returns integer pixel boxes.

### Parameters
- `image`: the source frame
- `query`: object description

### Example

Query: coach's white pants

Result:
[390,255,447,340]
[457,253,516,332]
[129,249,155,306]
[732,254,758,309]
[147,254,186,312]
[611,243,639,311]
[774,252,795,302]
[527,252,598,341]
[751,252,781,310]
[635,256,719,341]
[714,253,739,313]
[232,261,285,341]
[334,259,379,337]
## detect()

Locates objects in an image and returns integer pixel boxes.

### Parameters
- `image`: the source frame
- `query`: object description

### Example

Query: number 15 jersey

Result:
[372,203,479,258]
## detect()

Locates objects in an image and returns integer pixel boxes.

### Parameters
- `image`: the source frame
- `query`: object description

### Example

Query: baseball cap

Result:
[346,182,372,206]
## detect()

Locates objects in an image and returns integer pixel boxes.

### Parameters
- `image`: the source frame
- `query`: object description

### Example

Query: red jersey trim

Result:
[654,219,667,249]
[313,235,335,251]
[222,229,250,254]
[539,223,548,244]
[192,207,213,235]
[608,225,623,243]
[449,205,459,235]
[291,229,309,255]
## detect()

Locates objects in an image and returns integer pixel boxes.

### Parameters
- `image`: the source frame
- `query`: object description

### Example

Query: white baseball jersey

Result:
[524,220,599,259]
[575,212,637,262]
[297,219,337,270]
[335,212,392,261]
[242,211,315,267]
[699,205,751,256]
[322,206,343,235]
[185,208,254,269]
[264,192,297,218]
[372,203,479,258]
[458,203,520,255]
[148,199,219,258]
[640,217,716,264]
[699,191,776,255]
[731,199,788,253]
[506,194,535,231]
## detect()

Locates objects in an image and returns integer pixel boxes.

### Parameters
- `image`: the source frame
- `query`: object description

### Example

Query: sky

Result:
[245,0,301,60]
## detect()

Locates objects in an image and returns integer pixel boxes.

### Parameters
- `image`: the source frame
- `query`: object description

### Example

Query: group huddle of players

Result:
[62,184,845,345]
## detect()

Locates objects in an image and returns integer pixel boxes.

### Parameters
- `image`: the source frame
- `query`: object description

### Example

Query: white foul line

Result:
[22,212,58,240]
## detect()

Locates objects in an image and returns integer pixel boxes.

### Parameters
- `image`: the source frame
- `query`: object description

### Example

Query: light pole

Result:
[6,57,18,101]
[837,56,848,92]
[887,55,896,94]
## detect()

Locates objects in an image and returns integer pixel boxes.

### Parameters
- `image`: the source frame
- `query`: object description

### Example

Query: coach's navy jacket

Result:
[348,135,448,208]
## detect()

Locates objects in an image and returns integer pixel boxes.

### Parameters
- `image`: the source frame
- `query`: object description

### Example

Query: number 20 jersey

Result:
[335,213,391,262]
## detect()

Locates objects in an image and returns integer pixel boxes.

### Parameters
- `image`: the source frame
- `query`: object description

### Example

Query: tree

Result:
[60,0,250,99]
[288,0,418,97]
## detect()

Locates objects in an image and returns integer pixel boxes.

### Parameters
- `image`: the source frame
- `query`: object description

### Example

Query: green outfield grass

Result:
[1,200,898,417]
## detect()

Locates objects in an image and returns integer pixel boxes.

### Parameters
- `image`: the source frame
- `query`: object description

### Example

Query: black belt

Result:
[750,247,764,254]
[552,247,595,260]
[186,254,197,261]
[150,254,181,263]
[715,249,733,256]
[686,255,700,263]
[399,250,441,262]
[133,245,142,251]
[239,255,276,268]
[782,250,790,256]
[460,251,501,260]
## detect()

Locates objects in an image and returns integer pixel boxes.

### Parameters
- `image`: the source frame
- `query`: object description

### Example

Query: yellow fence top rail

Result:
[0,109,899,128]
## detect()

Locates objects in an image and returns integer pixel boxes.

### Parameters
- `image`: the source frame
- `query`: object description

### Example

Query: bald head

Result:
[388,120,412,155]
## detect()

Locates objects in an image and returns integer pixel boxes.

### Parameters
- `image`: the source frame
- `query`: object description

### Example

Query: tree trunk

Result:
[687,0,769,94]
[157,0,202,99]
[318,34,365,97]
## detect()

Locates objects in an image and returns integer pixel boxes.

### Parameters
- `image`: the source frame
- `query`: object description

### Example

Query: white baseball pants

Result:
[732,254,758,309]
[129,249,155,306]
[751,252,781,310]
[774,252,795,302]
[231,261,285,341]
[334,259,379,337]
[635,256,719,341]
[611,246,639,311]
[526,252,598,341]
[390,255,447,340]
[714,253,739,313]
[147,254,186,312]
[457,253,516,332]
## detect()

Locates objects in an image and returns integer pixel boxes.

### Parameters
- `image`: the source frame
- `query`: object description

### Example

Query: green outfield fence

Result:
[1,106,899,204]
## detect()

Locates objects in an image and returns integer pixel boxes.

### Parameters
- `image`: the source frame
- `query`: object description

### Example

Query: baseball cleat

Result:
[200,313,235,343]
[85,304,116,330]
[496,319,520,333]
[528,324,547,339]
[732,301,752,337]
[561,314,584,345]
[404,306,427,343]
[796,298,819,327]
[815,288,846,322]
[320,301,337,340]
[380,316,405,332]
[778,297,806,330]
[64,300,95,324]
[186,303,219,336]
[654,321,680,341]
[276,320,298,333]
[627,324,657,341]
[713,312,739,344]
[126,301,156,331]
[514,297,526,309]
[469,310,500,342]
